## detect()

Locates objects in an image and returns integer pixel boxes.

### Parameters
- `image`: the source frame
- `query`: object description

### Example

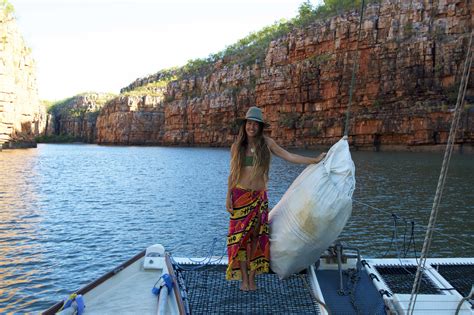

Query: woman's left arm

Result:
[266,136,326,164]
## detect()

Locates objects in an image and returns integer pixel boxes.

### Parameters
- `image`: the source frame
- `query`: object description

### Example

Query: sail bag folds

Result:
[269,137,355,279]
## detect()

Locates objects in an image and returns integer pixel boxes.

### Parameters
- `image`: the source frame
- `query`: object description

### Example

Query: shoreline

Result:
[2,141,473,154]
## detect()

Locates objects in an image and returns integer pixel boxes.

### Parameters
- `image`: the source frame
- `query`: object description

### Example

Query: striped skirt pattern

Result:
[226,186,270,280]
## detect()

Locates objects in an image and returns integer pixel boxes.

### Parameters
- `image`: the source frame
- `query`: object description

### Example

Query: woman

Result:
[225,106,326,291]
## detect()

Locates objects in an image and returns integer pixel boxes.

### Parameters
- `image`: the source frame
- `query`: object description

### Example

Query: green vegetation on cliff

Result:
[46,92,116,117]
[125,0,375,95]
[1,0,14,50]
[35,134,82,143]
[122,75,176,97]
[197,0,373,68]
[39,93,116,143]
[0,0,15,16]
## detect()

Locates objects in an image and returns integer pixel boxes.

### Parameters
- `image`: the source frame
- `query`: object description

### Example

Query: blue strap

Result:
[75,295,85,315]
[60,293,85,314]
[162,274,173,293]
[152,273,173,295]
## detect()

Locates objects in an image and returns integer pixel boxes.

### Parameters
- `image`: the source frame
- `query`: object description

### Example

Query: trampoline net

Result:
[375,265,441,294]
[432,264,474,298]
[175,264,321,314]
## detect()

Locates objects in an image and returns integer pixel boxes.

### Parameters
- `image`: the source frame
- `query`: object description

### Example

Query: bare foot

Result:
[248,280,257,291]
[240,282,249,291]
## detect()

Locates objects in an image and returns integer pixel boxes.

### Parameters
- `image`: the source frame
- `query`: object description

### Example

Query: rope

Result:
[425,228,474,248]
[353,200,418,259]
[379,213,430,280]
[353,199,403,218]
[299,274,332,315]
[344,0,366,137]
[354,199,474,249]
[170,237,227,271]
[455,288,474,315]
[381,214,399,257]
[407,31,473,314]
[404,222,417,258]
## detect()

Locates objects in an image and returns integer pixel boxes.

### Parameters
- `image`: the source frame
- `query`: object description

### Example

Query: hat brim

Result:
[236,118,270,128]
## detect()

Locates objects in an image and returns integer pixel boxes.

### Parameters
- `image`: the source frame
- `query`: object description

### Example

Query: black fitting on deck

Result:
[379,289,392,297]
[369,273,380,282]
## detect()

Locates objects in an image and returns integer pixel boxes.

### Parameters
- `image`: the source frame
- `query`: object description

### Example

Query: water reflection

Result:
[0,144,472,312]
[0,148,48,311]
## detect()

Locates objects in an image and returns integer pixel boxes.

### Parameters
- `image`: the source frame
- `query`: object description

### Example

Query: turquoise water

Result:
[0,144,473,312]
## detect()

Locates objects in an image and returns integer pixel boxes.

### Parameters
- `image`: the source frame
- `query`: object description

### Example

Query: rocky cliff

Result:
[0,5,45,149]
[96,0,474,151]
[96,94,164,144]
[46,93,116,143]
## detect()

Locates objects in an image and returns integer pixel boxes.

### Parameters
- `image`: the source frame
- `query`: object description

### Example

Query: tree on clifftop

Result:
[0,0,15,16]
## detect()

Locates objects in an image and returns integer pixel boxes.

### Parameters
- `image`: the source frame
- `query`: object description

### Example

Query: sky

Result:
[9,0,323,101]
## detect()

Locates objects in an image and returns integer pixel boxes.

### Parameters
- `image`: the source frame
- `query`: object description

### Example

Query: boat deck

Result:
[173,257,474,314]
[175,264,321,314]
[364,258,474,314]
[315,269,386,314]
[44,249,474,315]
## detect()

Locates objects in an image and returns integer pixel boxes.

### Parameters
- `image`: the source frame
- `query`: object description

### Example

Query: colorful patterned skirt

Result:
[226,186,270,280]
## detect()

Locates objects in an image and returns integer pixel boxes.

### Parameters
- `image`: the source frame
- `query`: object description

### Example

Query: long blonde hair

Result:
[229,122,271,187]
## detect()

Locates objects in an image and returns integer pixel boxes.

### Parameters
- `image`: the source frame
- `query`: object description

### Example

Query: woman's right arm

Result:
[266,136,326,164]
[226,175,233,214]
[226,144,236,214]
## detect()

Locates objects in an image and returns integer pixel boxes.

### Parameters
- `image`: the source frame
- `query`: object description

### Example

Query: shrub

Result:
[1,0,15,17]
[35,134,80,143]
[279,112,300,129]
[127,0,379,90]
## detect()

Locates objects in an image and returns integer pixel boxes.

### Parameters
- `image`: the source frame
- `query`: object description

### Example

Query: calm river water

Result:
[0,143,473,312]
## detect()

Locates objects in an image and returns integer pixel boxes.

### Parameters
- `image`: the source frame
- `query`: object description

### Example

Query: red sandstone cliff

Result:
[96,0,473,151]
[46,93,116,142]
[96,94,164,145]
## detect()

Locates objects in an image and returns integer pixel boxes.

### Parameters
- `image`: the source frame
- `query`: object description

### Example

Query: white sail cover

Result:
[269,137,355,279]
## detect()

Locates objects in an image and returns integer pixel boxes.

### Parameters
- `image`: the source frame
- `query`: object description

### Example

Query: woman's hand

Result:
[315,152,327,163]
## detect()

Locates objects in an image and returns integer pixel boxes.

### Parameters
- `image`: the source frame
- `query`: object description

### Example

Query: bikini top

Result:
[243,155,254,167]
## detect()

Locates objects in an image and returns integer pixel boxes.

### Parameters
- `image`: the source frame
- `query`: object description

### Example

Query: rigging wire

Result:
[353,199,474,249]
[407,31,473,314]
[354,201,461,290]
[344,0,366,137]
[170,237,227,271]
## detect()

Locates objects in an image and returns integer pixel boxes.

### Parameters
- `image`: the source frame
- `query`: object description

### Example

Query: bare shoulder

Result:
[265,136,283,152]
[264,135,276,147]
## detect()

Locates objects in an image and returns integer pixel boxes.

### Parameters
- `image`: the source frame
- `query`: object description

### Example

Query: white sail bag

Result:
[269,137,355,279]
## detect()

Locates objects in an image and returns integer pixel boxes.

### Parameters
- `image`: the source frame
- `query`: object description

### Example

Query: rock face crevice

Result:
[0,8,45,149]
[96,94,165,145]
[65,0,474,150]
